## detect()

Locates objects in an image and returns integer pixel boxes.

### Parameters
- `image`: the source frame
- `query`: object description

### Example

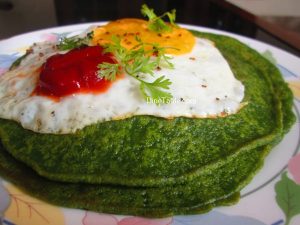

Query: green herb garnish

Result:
[141,4,177,33]
[9,52,30,70]
[97,35,174,104]
[57,31,94,51]
[140,76,172,102]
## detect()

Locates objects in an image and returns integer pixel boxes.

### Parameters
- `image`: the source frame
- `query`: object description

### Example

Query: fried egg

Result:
[0,20,245,134]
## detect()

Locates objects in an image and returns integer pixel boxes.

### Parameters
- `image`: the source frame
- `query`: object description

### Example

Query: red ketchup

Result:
[35,46,118,99]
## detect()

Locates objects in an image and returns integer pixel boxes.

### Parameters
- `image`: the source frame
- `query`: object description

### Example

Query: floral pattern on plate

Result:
[0,25,300,225]
[274,153,300,225]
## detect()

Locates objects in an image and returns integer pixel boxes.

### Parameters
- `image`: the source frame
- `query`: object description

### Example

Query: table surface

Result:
[216,0,300,52]
[226,0,300,17]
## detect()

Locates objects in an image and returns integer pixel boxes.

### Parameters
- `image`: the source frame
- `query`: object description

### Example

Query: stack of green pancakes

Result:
[0,31,295,217]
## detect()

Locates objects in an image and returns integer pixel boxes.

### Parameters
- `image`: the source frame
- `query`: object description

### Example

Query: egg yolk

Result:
[35,19,195,100]
[92,18,196,55]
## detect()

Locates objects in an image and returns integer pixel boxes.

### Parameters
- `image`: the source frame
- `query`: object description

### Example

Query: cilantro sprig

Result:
[140,76,172,101]
[57,31,94,51]
[97,35,174,104]
[141,4,177,33]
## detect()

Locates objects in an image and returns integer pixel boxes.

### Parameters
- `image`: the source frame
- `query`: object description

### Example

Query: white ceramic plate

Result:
[0,23,300,225]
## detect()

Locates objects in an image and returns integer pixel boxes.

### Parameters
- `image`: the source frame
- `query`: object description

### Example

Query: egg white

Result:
[0,38,244,134]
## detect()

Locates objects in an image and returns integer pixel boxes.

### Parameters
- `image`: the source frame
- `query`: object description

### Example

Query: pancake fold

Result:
[0,31,296,217]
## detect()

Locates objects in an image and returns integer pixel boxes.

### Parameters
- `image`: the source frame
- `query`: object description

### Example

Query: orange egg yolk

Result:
[92,18,196,55]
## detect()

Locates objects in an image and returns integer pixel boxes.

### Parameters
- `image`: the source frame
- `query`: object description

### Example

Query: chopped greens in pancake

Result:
[0,141,268,217]
[0,33,289,187]
[0,31,295,217]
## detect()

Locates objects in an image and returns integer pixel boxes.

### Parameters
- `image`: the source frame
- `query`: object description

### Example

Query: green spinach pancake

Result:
[0,28,295,217]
